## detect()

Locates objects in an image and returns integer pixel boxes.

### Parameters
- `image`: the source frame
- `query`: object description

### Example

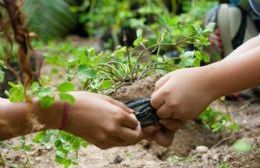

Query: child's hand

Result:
[142,120,184,147]
[151,68,217,129]
[66,92,143,149]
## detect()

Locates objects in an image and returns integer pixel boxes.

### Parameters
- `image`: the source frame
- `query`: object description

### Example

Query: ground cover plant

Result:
[0,0,259,168]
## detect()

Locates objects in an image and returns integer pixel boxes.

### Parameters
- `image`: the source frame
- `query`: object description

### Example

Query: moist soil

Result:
[1,76,260,168]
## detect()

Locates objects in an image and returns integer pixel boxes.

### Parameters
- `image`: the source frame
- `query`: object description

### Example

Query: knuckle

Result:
[114,110,125,121]
[97,133,108,142]
[163,89,171,96]
[168,100,179,108]
[105,124,117,134]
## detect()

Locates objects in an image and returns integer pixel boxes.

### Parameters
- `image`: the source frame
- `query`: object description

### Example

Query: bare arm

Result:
[147,36,260,146]
[0,98,63,140]
[207,36,260,98]
[0,92,142,149]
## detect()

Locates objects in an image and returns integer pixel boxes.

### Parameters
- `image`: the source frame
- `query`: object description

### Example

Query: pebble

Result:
[195,146,209,153]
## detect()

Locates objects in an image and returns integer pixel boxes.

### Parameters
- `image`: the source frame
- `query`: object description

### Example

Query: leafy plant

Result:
[199,107,239,133]
[33,130,87,168]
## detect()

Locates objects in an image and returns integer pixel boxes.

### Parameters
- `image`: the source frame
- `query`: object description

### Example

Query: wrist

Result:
[200,61,231,100]
[33,99,64,130]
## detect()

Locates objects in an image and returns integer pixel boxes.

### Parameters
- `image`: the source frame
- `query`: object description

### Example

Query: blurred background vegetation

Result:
[22,0,219,48]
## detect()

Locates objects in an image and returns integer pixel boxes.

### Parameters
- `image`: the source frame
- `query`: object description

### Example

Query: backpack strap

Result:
[232,6,247,49]
[217,4,258,55]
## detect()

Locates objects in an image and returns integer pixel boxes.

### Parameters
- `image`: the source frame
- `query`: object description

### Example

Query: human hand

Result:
[151,67,217,123]
[65,92,143,149]
[142,119,184,147]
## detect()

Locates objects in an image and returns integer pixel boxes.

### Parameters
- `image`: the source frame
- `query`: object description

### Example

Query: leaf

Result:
[136,29,143,38]
[38,87,54,98]
[33,131,46,143]
[7,82,25,102]
[59,93,75,104]
[40,96,55,109]
[100,80,112,89]
[0,69,4,84]
[77,65,97,81]
[31,82,40,93]
[58,82,74,93]
[23,0,77,41]
[232,139,252,153]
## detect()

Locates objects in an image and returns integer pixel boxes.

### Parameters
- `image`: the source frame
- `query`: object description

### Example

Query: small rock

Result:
[195,146,209,153]
[223,155,233,162]
[113,155,124,164]
[35,157,41,162]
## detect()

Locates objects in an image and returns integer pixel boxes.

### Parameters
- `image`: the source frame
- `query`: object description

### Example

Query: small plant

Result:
[33,130,87,168]
[199,107,239,133]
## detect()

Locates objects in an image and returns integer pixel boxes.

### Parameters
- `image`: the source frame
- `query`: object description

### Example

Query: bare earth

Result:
[1,75,260,168]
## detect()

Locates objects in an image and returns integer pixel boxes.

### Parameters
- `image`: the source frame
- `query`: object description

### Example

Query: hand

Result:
[142,119,184,147]
[151,68,217,122]
[65,92,143,149]
[142,124,174,147]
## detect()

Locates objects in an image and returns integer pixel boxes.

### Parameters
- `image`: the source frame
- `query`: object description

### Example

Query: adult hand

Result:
[66,92,143,149]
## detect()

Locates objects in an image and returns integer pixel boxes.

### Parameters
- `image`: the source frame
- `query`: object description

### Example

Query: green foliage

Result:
[232,139,252,153]
[77,0,217,49]
[23,0,77,41]
[33,130,87,168]
[5,82,25,102]
[0,60,4,84]
[199,107,239,133]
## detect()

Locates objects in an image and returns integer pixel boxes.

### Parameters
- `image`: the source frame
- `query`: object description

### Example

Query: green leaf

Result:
[0,69,4,84]
[59,93,75,104]
[7,82,25,102]
[77,65,97,81]
[38,87,54,98]
[40,96,55,109]
[100,80,112,89]
[58,82,74,93]
[136,29,143,38]
[33,131,46,143]
[232,139,252,153]
[31,82,40,93]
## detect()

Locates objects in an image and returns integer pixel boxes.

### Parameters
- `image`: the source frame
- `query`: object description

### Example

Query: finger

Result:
[95,137,124,149]
[159,119,184,132]
[118,124,143,145]
[153,128,174,147]
[142,125,157,136]
[155,74,171,91]
[102,95,134,113]
[151,90,165,109]
[145,136,154,141]
[120,112,139,129]
[156,104,173,119]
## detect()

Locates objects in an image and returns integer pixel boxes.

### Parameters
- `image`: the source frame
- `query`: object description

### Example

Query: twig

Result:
[211,133,236,149]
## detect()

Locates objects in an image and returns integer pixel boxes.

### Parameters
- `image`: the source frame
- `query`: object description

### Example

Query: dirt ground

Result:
[1,75,260,168]
[1,38,260,168]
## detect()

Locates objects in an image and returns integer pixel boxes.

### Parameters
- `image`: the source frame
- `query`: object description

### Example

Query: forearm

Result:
[203,41,260,98]
[0,98,63,140]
